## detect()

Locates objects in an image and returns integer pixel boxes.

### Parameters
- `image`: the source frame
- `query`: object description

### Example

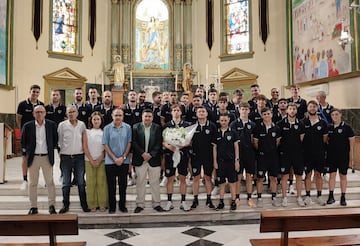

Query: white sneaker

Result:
[282,197,288,207]
[180,201,191,211]
[272,197,281,207]
[317,196,326,206]
[20,181,28,191]
[163,201,174,211]
[289,185,295,195]
[297,197,305,207]
[160,176,167,187]
[211,186,219,196]
[304,196,313,206]
[127,177,135,186]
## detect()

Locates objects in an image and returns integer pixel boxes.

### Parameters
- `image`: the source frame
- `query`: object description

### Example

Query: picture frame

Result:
[0,0,13,89]
[287,0,360,86]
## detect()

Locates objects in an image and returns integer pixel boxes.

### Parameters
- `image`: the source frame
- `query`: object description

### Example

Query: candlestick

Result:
[205,64,209,82]
[130,71,133,90]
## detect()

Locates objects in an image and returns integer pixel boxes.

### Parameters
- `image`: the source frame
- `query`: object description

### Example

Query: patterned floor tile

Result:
[182,227,216,238]
[105,229,139,241]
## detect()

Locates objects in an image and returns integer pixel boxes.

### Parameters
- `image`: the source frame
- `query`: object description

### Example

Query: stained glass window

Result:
[221,0,253,60]
[49,0,81,58]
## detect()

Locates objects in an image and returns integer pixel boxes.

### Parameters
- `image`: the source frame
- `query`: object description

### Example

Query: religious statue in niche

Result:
[182,63,193,92]
[135,0,169,70]
[112,55,125,88]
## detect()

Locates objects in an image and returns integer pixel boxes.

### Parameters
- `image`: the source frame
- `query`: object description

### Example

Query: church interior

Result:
[1,0,360,245]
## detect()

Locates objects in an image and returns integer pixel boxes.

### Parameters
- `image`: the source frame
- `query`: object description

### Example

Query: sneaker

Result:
[289,185,295,195]
[272,197,281,207]
[216,202,225,210]
[180,201,191,211]
[127,178,135,186]
[164,201,174,211]
[326,196,335,205]
[257,198,263,208]
[317,196,326,206]
[340,196,347,206]
[304,196,313,206]
[235,198,241,207]
[191,199,199,209]
[230,201,236,211]
[247,199,257,208]
[160,176,167,187]
[206,200,215,209]
[281,197,288,207]
[297,197,306,207]
[20,181,28,191]
[211,186,219,196]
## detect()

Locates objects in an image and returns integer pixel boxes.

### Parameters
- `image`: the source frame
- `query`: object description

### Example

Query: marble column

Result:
[111,0,120,65]
[174,0,183,72]
[120,0,130,66]
[184,0,192,65]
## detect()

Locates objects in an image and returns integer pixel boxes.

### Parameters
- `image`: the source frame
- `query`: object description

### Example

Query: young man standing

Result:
[278,103,305,207]
[253,107,281,208]
[272,98,288,124]
[213,113,240,211]
[302,100,328,206]
[86,87,101,112]
[72,88,92,125]
[212,98,236,127]
[190,105,217,209]
[230,102,257,208]
[287,85,307,119]
[94,90,116,126]
[45,89,66,127]
[185,95,204,125]
[326,108,355,206]
[249,94,267,127]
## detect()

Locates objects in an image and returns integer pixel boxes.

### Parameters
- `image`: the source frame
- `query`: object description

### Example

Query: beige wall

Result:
[0,0,110,113]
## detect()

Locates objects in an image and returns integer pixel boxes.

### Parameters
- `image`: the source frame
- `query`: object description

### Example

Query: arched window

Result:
[134,0,169,70]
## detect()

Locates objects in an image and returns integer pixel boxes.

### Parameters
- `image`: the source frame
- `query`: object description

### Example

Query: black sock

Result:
[257,193,262,199]
[206,194,211,200]
[220,199,224,204]
[23,176,27,182]
[231,199,235,204]
[317,191,322,197]
[214,179,219,187]
[181,194,186,202]
[306,191,310,197]
[235,194,240,199]
[194,195,198,201]
[247,193,252,200]
[341,192,346,197]
[288,179,293,185]
[271,193,276,200]
[167,193,172,201]
[329,191,334,197]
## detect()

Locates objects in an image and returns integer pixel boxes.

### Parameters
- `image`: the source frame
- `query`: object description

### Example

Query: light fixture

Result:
[350,1,360,14]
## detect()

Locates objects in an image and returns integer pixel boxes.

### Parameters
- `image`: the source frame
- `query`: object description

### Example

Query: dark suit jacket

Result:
[21,119,58,167]
[132,122,162,167]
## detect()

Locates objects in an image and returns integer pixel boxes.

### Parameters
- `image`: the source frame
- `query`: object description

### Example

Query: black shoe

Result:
[191,199,199,209]
[230,201,236,211]
[206,200,215,209]
[326,196,335,205]
[59,206,69,214]
[134,207,144,213]
[49,205,57,214]
[82,207,91,213]
[108,210,115,214]
[216,202,225,210]
[153,205,165,212]
[28,207,38,215]
[119,207,128,213]
[340,196,347,206]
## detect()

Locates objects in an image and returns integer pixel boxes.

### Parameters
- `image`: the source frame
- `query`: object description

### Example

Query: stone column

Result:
[111,0,120,65]
[174,0,183,72]
[184,0,192,65]
[121,0,130,66]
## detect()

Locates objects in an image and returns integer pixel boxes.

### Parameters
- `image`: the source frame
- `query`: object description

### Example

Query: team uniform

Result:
[161,103,185,124]
[85,101,101,112]
[204,101,218,121]
[151,104,162,126]
[72,103,92,126]
[278,118,305,176]
[249,108,263,127]
[287,97,307,119]
[253,122,281,178]
[17,99,44,128]
[45,103,66,126]
[212,109,236,128]
[214,128,239,184]
[227,101,240,118]
[318,104,334,125]
[139,101,153,110]
[327,122,354,175]
[94,104,116,126]
[272,110,287,124]
[190,120,217,177]
[302,118,328,174]
[230,118,256,175]
[163,120,189,177]
[123,103,143,127]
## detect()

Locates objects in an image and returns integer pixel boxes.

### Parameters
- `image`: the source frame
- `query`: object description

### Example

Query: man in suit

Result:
[132,109,164,213]
[21,105,58,214]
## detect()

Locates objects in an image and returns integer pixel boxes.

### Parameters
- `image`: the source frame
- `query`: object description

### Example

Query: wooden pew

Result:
[250,208,360,246]
[0,214,86,246]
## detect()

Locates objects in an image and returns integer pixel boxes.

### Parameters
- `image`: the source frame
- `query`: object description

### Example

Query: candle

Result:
[197,72,200,86]
[130,71,133,90]
[205,64,209,82]
[175,73,178,85]
[217,64,221,78]
[101,72,104,94]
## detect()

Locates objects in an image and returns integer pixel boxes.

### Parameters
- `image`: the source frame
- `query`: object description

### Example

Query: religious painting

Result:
[220,0,253,61]
[0,0,12,87]
[135,0,169,70]
[49,0,81,58]
[288,0,360,85]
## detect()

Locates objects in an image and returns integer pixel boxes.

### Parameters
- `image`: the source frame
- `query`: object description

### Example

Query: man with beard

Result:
[122,90,143,127]
[72,88,92,126]
[94,91,116,126]
[86,87,101,112]
[45,89,66,127]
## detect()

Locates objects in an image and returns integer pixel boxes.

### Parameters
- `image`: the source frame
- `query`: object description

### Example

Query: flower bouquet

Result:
[163,124,198,167]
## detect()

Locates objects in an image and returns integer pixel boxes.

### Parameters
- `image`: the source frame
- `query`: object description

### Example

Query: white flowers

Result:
[163,124,197,167]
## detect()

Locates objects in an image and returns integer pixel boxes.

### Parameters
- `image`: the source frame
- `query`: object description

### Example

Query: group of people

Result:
[17,83,354,215]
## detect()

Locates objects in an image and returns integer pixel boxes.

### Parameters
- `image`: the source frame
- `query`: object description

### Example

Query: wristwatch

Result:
[123,155,127,160]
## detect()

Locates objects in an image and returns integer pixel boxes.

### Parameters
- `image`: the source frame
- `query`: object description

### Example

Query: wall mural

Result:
[135,0,169,70]
[0,0,8,85]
